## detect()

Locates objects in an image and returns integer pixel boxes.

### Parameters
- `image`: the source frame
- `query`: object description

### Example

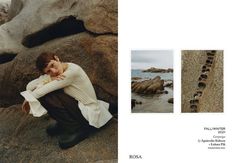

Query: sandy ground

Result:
[132,87,173,113]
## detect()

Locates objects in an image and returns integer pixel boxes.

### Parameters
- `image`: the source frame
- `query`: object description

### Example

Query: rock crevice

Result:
[22,16,86,48]
[0,52,17,64]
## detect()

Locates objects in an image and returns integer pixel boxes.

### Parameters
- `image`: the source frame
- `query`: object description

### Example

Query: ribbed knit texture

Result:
[22,63,112,128]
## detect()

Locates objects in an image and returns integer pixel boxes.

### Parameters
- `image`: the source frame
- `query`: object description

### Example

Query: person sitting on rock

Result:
[21,52,115,149]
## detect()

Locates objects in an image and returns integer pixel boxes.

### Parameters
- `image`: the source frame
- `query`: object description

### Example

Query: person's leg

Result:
[38,89,94,149]
[108,102,118,119]
[39,89,89,132]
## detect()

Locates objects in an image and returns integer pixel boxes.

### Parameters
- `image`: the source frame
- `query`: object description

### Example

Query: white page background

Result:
[119,0,236,162]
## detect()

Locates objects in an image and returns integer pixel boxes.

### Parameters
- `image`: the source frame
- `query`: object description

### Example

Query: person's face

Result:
[43,56,63,77]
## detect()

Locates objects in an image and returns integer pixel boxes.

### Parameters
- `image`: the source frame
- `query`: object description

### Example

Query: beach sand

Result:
[132,87,173,113]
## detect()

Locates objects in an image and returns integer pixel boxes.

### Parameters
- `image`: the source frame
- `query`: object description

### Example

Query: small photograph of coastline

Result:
[131,50,174,113]
[181,50,223,113]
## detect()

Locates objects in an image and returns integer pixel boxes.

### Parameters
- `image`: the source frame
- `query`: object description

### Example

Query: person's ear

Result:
[54,55,60,62]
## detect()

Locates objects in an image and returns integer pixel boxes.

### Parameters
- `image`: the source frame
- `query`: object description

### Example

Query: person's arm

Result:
[21,75,53,115]
[26,75,51,91]
[31,67,78,99]
[26,78,40,91]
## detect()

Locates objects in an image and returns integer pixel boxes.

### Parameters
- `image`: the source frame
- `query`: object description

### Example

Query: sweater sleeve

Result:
[26,78,40,91]
[26,75,51,91]
[31,66,78,99]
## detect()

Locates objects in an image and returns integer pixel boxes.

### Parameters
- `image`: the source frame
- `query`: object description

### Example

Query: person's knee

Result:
[38,89,64,104]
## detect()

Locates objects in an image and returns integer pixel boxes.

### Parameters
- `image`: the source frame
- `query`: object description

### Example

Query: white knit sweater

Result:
[20,63,112,128]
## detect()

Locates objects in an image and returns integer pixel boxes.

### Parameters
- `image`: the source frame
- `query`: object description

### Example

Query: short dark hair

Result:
[36,52,56,72]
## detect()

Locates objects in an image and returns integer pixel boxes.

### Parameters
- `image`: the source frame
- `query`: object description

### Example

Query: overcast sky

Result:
[131,50,173,69]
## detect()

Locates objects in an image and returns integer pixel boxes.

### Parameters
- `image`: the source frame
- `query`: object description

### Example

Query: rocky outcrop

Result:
[0,1,118,161]
[131,77,142,80]
[0,0,118,107]
[142,67,173,73]
[182,50,223,112]
[0,1,10,25]
[0,33,117,106]
[164,81,173,88]
[0,105,117,162]
[0,0,117,50]
[131,99,142,109]
[8,0,24,20]
[131,76,166,95]
[168,98,173,104]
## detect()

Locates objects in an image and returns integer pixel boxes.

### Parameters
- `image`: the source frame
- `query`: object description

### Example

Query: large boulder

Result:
[0,1,10,25]
[0,0,118,106]
[0,0,117,50]
[0,105,117,162]
[131,76,165,95]
[8,0,24,20]
[0,33,117,106]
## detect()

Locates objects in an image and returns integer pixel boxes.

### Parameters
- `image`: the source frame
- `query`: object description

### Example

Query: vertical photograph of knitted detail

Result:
[131,50,174,113]
[0,0,117,162]
[181,50,223,113]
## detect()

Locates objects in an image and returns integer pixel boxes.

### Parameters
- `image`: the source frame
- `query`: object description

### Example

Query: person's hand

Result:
[22,100,30,114]
[51,74,65,81]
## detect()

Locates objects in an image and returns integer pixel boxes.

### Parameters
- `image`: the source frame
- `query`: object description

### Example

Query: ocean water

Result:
[132,69,173,80]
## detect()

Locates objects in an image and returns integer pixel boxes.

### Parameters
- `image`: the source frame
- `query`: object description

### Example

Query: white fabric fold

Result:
[79,100,112,128]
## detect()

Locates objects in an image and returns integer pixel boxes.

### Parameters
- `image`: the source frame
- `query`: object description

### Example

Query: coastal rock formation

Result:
[0,0,117,50]
[131,77,142,80]
[142,67,173,73]
[0,0,118,160]
[0,1,10,25]
[131,99,142,109]
[168,98,173,104]
[131,76,165,94]
[0,0,118,107]
[0,33,117,106]
[0,105,117,162]
[164,81,173,88]
[182,50,223,112]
